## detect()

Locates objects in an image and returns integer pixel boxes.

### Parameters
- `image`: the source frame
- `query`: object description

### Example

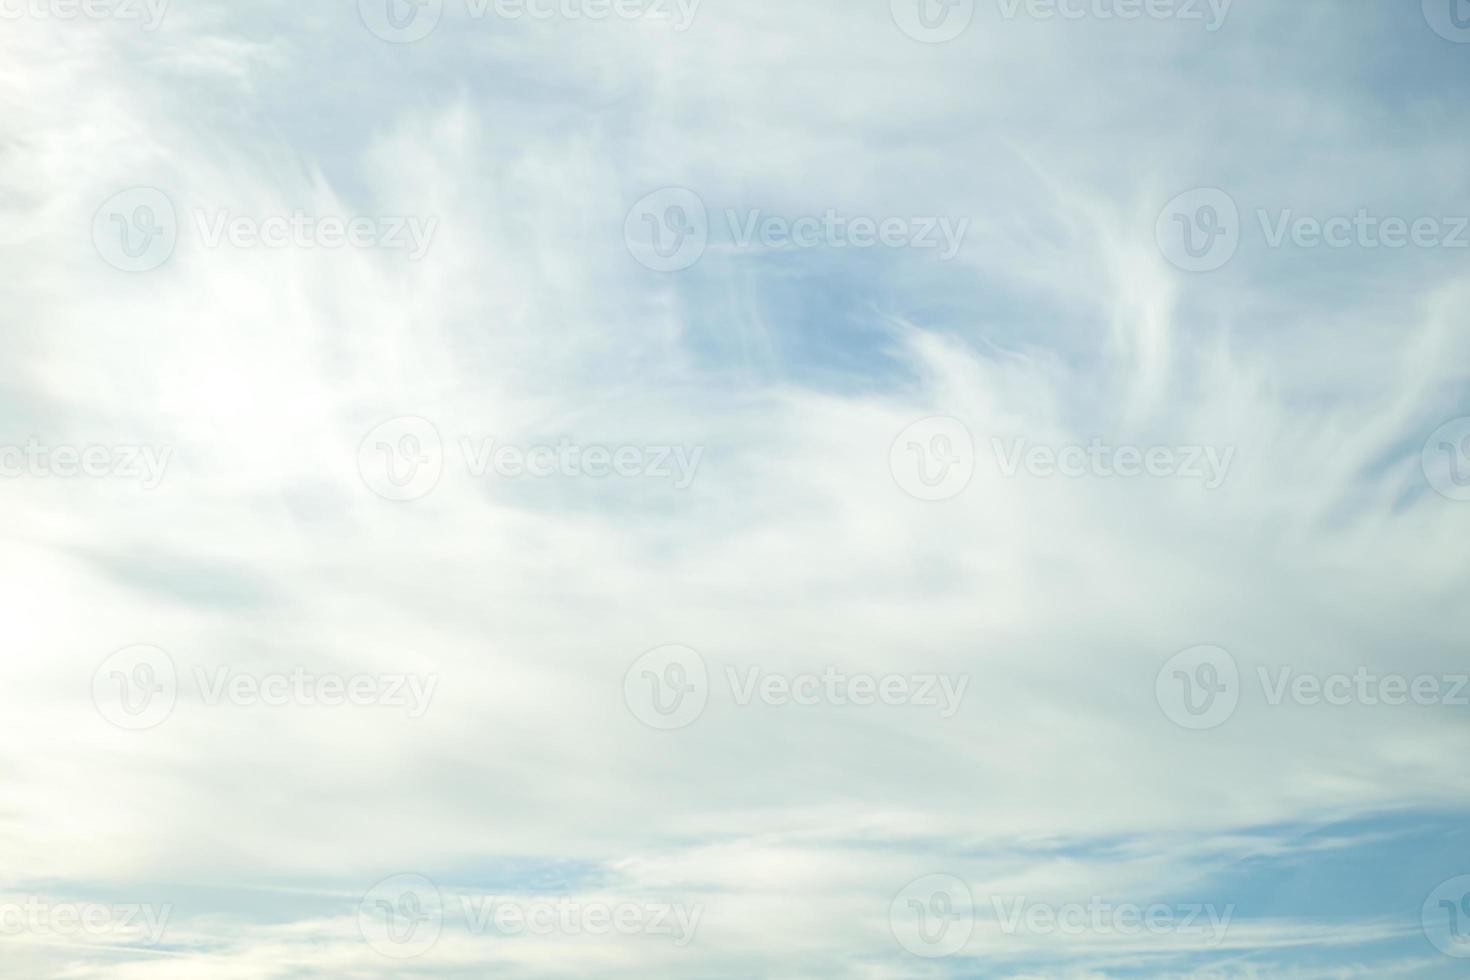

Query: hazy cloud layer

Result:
[2,1,1469,976]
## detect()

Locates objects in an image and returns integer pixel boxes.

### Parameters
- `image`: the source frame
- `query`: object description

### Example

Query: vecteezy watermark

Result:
[623,644,709,731]
[990,895,1234,944]
[1423,417,1470,502]
[93,188,439,272]
[890,874,975,958]
[1155,188,1240,272]
[357,0,700,43]
[1258,667,1470,709]
[624,187,970,272]
[0,0,168,30]
[356,875,701,958]
[1424,875,1470,958]
[1256,210,1470,251]
[891,0,974,42]
[1155,645,1240,730]
[889,418,1233,500]
[726,666,969,717]
[1157,187,1470,272]
[891,0,1229,42]
[93,187,177,273]
[360,874,443,959]
[890,417,976,502]
[192,666,438,717]
[992,437,1234,489]
[91,646,178,731]
[358,417,443,502]
[890,875,1232,959]
[1156,645,1470,731]
[357,417,704,502]
[0,898,172,946]
[623,645,970,731]
[92,645,439,730]
[1423,0,1470,43]
[995,0,1231,30]
[459,437,701,488]
[0,439,171,489]
[459,896,703,946]
[192,209,438,260]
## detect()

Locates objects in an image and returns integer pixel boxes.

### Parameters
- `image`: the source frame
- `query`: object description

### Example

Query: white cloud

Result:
[2,2,1468,976]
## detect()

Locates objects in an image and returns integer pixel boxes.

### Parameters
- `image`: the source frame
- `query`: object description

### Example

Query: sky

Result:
[2,0,1470,977]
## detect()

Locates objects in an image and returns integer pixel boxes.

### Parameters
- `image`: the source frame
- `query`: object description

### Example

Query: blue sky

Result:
[1,0,1469,976]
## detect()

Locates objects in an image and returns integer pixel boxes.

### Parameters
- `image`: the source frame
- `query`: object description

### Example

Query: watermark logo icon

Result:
[1156,188,1240,272]
[358,417,444,502]
[93,188,177,273]
[359,874,443,958]
[1423,417,1470,502]
[890,417,975,501]
[1424,0,1470,42]
[891,0,975,43]
[1156,645,1239,730]
[1423,876,1470,957]
[890,874,975,958]
[92,645,178,731]
[624,645,709,730]
[359,0,443,42]
[625,188,708,272]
